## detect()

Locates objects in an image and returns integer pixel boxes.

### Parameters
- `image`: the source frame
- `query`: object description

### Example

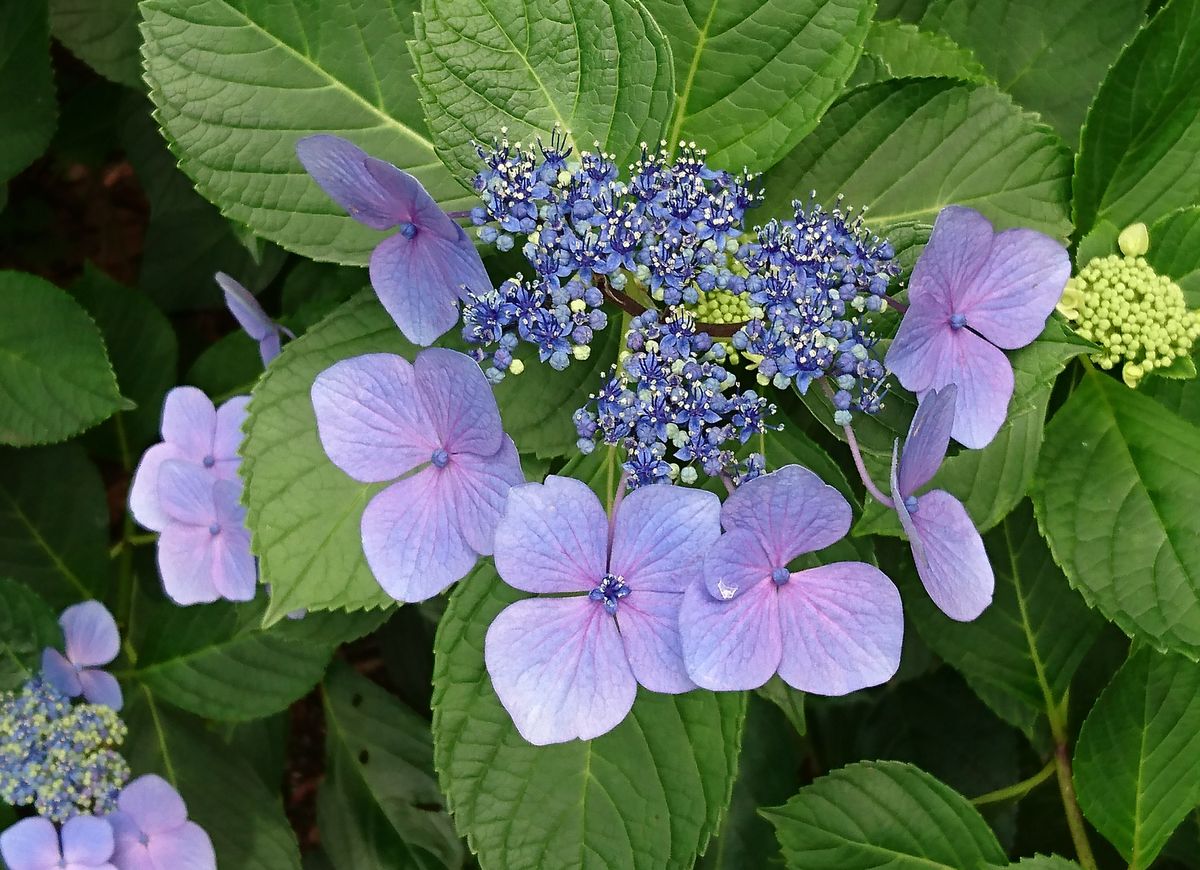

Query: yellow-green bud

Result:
[1118,223,1150,258]
[569,299,587,313]
[508,358,525,375]
[572,345,591,361]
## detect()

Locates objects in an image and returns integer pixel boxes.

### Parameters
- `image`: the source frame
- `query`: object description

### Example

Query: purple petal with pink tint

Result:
[311,353,434,483]
[701,527,771,601]
[679,579,781,691]
[413,349,503,458]
[59,815,114,868]
[41,648,82,698]
[141,823,214,870]
[908,489,994,621]
[609,484,720,593]
[898,385,957,497]
[493,476,607,594]
[360,468,477,602]
[885,299,956,395]
[77,669,123,712]
[720,466,851,566]
[110,776,216,870]
[60,601,119,667]
[485,596,637,745]
[128,442,184,533]
[215,272,273,341]
[295,135,405,231]
[212,396,250,471]
[906,205,995,310]
[616,590,694,693]
[211,481,256,602]
[363,157,459,243]
[157,462,217,527]
[369,232,485,346]
[439,437,524,556]
[776,563,904,695]
[157,525,219,606]
[935,330,1013,449]
[0,817,62,870]
[116,775,188,835]
[160,387,216,458]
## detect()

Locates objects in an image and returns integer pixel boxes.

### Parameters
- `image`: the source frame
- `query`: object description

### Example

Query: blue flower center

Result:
[202,454,215,468]
[209,522,222,536]
[949,313,968,330]
[589,573,631,615]
[398,221,418,240]
[904,495,920,514]
[771,566,790,586]
[138,832,150,847]
[431,448,450,468]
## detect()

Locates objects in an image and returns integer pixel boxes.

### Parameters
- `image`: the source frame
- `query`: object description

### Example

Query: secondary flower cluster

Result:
[574,310,773,487]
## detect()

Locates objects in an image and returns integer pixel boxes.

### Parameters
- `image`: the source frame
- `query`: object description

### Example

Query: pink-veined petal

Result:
[145,822,215,870]
[160,387,216,458]
[720,465,851,566]
[907,205,996,310]
[931,329,1014,449]
[609,484,720,593]
[616,590,694,693]
[884,300,957,395]
[701,527,772,601]
[369,234,472,346]
[362,157,459,243]
[414,348,503,457]
[679,579,781,691]
[157,525,219,606]
[440,437,524,555]
[898,385,957,497]
[60,601,119,667]
[909,490,994,622]
[117,776,188,835]
[295,135,404,231]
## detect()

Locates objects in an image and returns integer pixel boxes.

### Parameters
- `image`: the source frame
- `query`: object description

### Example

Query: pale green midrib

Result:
[0,485,92,600]
[143,685,180,787]
[131,624,314,679]
[1004,519,1062,730]
[1129,670,1152,870]
[667,0,720,152]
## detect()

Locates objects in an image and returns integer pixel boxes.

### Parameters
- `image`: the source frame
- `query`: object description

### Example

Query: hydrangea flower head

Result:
[0,815,115,870]
[485,476,720,744]
[214,272,293,366]
[312,348,524,601]
[679,465,903,694]
[108,774,216,870]
[128,387,249,533]
[41,601,123,711]
[890,386,993,621]
[154,461,255,606]
[885,206,1070,448]
[296,134,491,345]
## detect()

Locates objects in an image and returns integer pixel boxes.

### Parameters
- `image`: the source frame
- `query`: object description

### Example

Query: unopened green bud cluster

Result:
[688,288,756,363]
[1060,224,1198,388]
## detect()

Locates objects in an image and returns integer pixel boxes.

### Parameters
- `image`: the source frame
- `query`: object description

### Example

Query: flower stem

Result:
[1054,739,1099,870]
[817,381,893,507]
[884,294,908,314]
[971,759,1056,805]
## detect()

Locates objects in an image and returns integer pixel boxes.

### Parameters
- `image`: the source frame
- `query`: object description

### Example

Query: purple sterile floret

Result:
[311,348,524,602]
[885,205,1070,448]
[485,476,721,745]
[890,386,994,622]
[215,272,292,366]
[108,774,216,870]
[679,465,904,695]
[41,601,123,712]
[0,815,115,870]
[296,134,491,346]
[128,387,249,534]
[154,461,256,606]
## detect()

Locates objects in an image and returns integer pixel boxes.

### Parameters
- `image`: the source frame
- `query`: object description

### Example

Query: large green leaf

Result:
[432,564,744,870]
[642,0,873,171]
[49,0,142,87]
[0,444,110,608]
[762,760,1007,869]
[1034,371,1200,659]
[1006,858,1083,869]
[1148,206,1200,306]
[141,0,471,265]
[901,503,1103,745]
[0,0,56,182]
[854,18,989,85]
[1072,0,1200,239]
[319,661,464,870]
[1074,647,1200,869]
[124,688,302,869]
[0,578,61,690]
[0,271,124,446]
[921,0,1146,141]
[761,78,1072,238]
[1141,350,1200,427]
[411,0,674,185]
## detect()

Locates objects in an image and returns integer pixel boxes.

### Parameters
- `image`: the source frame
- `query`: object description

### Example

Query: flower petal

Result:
[145,822,215,870]
[679,579,781,691]
[493,476,607,594]
[117,775,189,835]
[701,527,772,601]
[160,387,217,458]
[485,596,636,745]
[720,465,851,566]
[60,814,114,865]
[60,600,120,667]
[884,297,956,395]
[109,822,156,870]
[212,396,251,468]
[157,462,217,527]
[363,156,460,243]
[0,817,62,869]
[42,647,83,698]
[360,468,477,602]
[211,530,256,603]
[311,353,434,483]
[776,563,904,695]
[369,233,469,346]
[936,329,1014,450]
[907,205,996,309]
[609,484,721,593]
[295,134,403,231]
[899,385,957,497]
[157,526,219,606]
[128,442,185,533]
[257,332,282,367]
[440,437,524,555]
[78,669,124,712]
[909,490,994,621]
[216,272,273,341]
[414,348,503,457]
[616,590,694,693]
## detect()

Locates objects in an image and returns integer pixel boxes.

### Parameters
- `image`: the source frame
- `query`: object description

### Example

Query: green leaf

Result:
[124,688,302,869]
[319,661,464,869]
[643,0,873,172]
[49,0,142,87]
[857,19,989,84]
[753,676,807,737]
[411,0,675,185]
[900,503,1103,745]
[1072,0,1200,239]
[1005,858,1084,869]
[1033,371,1200,659]
[762,78,1073,238]
[433,564,745,869]
[186,332,264,404]
[0,444,110,608]
[140,0,471,265]
[920,0,1146,141]
[0,0,56,182]
[0,578,61,690]
[1141,350,1200,426]
[876,0,931,20]
[762,760,1006,869]
[1148,206,1200,306]
[1074,647,1200,869]
[0,270,124,446]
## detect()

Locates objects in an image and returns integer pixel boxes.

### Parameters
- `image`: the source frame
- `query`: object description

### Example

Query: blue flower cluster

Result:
[0,677,130,822]
[574,311,773,488]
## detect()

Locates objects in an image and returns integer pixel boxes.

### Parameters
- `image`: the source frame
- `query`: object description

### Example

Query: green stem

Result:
[113,413,139,667]
[972,759,1056,806]
[1055,742,1099,870]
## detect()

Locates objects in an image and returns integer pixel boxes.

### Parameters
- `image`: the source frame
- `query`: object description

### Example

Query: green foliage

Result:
[763,760,1007,869]
[432,564,745,870]
[643,0,873,171]
[49,0,142,88]
[0,271,124,446]
[1074,647,1200,869]
[1148,206,1200,306]
[411,0,675,186]
[0,578,62,690]
[1034,371,1200,660]
[855,19,989,85]
[0,0,56,183]
[761,78,1073,238]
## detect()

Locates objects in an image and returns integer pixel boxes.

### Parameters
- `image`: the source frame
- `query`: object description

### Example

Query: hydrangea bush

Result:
[2,0,1200,868]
